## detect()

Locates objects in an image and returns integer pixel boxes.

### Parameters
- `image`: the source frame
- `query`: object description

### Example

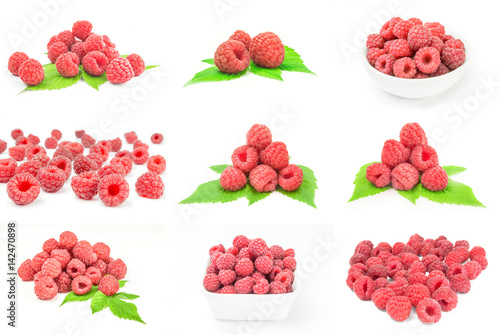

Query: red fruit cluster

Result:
[219,124,303,193]
[366,123,448,192]
[203,235,296,295]
[7,52,44,86]
[366,17,465,78]
[1,129,165,206]
[347,235,487,323]
[18,231,126,300]
[214,30,285,74]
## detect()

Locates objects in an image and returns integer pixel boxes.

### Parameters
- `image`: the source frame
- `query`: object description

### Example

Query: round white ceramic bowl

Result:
[362,47,468,99]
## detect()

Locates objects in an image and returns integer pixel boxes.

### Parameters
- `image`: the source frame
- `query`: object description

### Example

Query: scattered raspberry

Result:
[41,258,62,278]
[82,51,109,76]
[36,166,66,193]
[407,25,432,50]
[444,38,465,50]
[73,240,96,266]
[380,17,403,40]
[84,34,105,53]
[366,264,388,280]
[98,174,129,207]
[393,20,416,39]
[110,138,122,152]
[26,144,46,159]
[72,20,93,41]
[449,274,471,293]
[57,30,76,49]
[81,134,96,148]
[366,34,385,49]
[424,22,445,39]
[372,288,395,309]
[374,54,396,75]
[406,284,431,306]
[254,256,273,274]
[387,278,409,296]
[45,136,58,149]
[107,259,127,279]
[389,39,413,58]
[146,155,166,175]
[126,54,145,76]
[42,238,59,254]
[84,266,102,286]
[110,157,133,176]
[278,164,303,191]
[72,275,92,295]
[417,298,442,323]
[235,276,255,294]
[131,146,149,165]
[464,261,481,280]
[7,172,40,205]
[235,258,254,277]
[432,287,458,311]
[49,156,72,180]
[393,57,417,78]
[0,158,18,183]
[284,248,295,258]
[73,154,98,175]
[367,48,385,66]
[54,272,72,293]
[391,163,419,191]
[59,231,78,251]
[414,47,441,74]
[229,30,252,50]
[106,57,134,84]
[386,296,412,321]
[441,47,466,70]
[34,276,58,300]
[133,140,149,150]
[233,235,250,249]
[53,146,74,162]
[11,129,24,140]
[48,42,69,64]
[213,40,250,74]
[9,145,26,161]
[71,42,86,62]
[231,145,259,173]
[8,51,30,75]
[249,32,285,68]
[124,132,138,144]
[0,140,6,154]
[220,166,247,191]
[18,259,37,281]
[50,249,71,268]
[421,166,448,191]
[98,164,125,179]
[429,36,444,54]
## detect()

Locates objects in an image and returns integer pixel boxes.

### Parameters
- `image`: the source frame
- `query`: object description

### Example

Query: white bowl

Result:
[202,278,300,320]
[362,47,468,99]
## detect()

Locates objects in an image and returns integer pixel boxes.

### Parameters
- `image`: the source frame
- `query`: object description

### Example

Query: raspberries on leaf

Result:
[135,172,164,199]
[72,20,93,41]
[366,163,392,188]
[126,54,145,76]
[56,52,80,77]
[246,124,272,151]
[220,166,247,191]
[18,59,45,86]
[249,32,285,69]
[421,166,448,191]
[229,30,252,50]
[231,145,259,173]
[214,40,250,74]
[259,142,289,170]
[8,52,30,75]
[278,164,303,191]
[82,51,109,76]
[249,165,277,192]
[106,57,134,84]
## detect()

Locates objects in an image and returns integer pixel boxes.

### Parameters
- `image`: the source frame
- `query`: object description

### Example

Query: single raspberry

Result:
[421,166,448,192]
[407,25,432,51]
[278,164,303,191]
[72,275,92,295]
[389,39,413,58]
[203,273,220,292]
[148,133,163,145]
[34,276,58,300]
[470,246,486,260]
[349,253,367,266]
[428,63,450,78]
[410,145,439,172]
[110,157,133,176]
[218,166,246,191]
[59,231,78,251]
[18,259,37,281]
[42,238,59,253]
[15,136,32,146]
[394,20,417,39]
[374,54,396,75]
[89,145,109,163]
[226,247,239,256]
[49,156,72,180]
[429,36,444,54]
[266,246,284,261]
[366,34,385,49]
[73,154,98,175]
[210,244,225,255]
[130,146,148,165]
[31,252,50,272]
[84,266,102,286]
[216,254,237,271]
[44,137,58,150]
[213,40,250,74]
[53,146,74,162]
[444,251,462,267]
[229,30,252,50]
[424,22,445,39]
[9,145,26,161]
[218,270,236,286]
[95,275,119,296]
[417,298,442,324]
[406,284,430,306]
[84,33,105,53]
[366,264,388,280]
[285,248,295,258]
[246,125,272,153]
[8,51,30,75]
[72,20,92,40]
[27,134,40,145]
[426,275,450,295]
[254,256,273,274]
[75,130,85,138]
[444,38,464,50]
[98,173,129,207]
[147,155,166,175]
[122,133,137,145]
[65,258,85,279]
[110,138,122,152]
[7,173,40,205]
[249,238,268,257]
[283,256,297,271]
[386,296,411,321]
[54,272,72,293]
[275,271,292,287]
[217,285,235,294]
[71,41,86,62]
[441,47,466,70]
[249,279,268,294]
[36,166,66,193]
[268,266,283,282]
[268,280,286,294]
[391,163,419,191]
[0,158,17,183]
[57,30,76,49]
[107,259,127,279]
[473,255,488,270]
[48,42,69,64]
[11,129,24,140]
[136,172,165,199]
[366,48,385,66]
[449,274,471,293]
[133,140,149,150]
[64,142,84,158]
[375,278,390,290]
[447,264,468,281]
[432,287,458,311]
[0,139,6,154]
[464,261,482,280]
[233,235,250,249]
[387,278,409,296]
[102,47,120,62]
[73,240,95,266]
[400,123,427,148]
[234,276,254,294]
[126,53,145,76]
[393,57,417,78]
[15,158,42,177]
[91,259,108,277]
[90,242,110,263]
[235,258,254,277]
[353,276,375,300]
[259,142,289,170]
[249,32,285,68]
[81,134,96,148]
[26,145,46,160]
[414,47,441,74]
[231,145,259,173]
[366,162,392,188]
[381,140,410,168]
[372,288,395,309]
[82,51,109,76]
[106,57,134,84]
[98,164,125,179]
[41,258,62,278]
[380,17,403,40]
[50,249,71,268]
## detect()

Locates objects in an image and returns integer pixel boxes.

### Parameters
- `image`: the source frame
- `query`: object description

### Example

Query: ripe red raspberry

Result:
[278,164,303,191]
[218,270,236,286]
[400,123,427,148]
[417,298,442,323]
[447,264,467,280]
[421,166,448,192]
[9,145,26,161]
[426,275,450,295]
[72,275,92,295]
[381,140,410,168]
[231,145,259,173]
[110,157,132,176]
[249,238,268,258]
[234,276,254,294]
[107,259,127,279]
[352,276,375,300]
[389,39,413,58]
[98,173,129,207]
[36,166,66,193]
[391,163,419,191]
[123,133,137,145]
[8,51,30,75]
[72,20,92,40]
[34,276,58,300]
[220,166,247,191]
[366,48,385,66]
[374,54,395,75]
[441,47,466,70]
[410,145,439,172]
[146,155,166,175]
[232,235,249,249]
[54,272,72,293]
[269,281,287,294]
[11,129,24,140]
[59,231,78,251]
[26,145,46,160]
[444,38,465,50]
[6,173,40,205]
[82,51,109,76]
[81,134,95,148]
[49,130,62,141]
[15,136,32,146]
[44,136,58,149]
[130,146,148,165]
[380,17,403,40]
[148,133,163,145]
[469,246,486,260]
[31,252,50,273]
[126,53,145,76]
[235,258,254,277]
[41,258,62,278]
[49,156,72,180]
[84,33,104,53]
[283,256,296,271]
[84,266,102,286]
[372,288,395,309]
[0,139,6,154]
[73,240,96,266]
[214,40,250,74]
[106,57,134,84]
[229,30,252,50]
[366,264,388,280]
[204,273,220,292]
[27,134,40,145]
[275,271,292,287]
[429,36,444,54]
[0,158,17,183]
[449,274,471,293]
[393,57,417,78]
[66,258,85,278]
[73,154,98,175]
[102,47,119,62]
[90,242,110,263]
[89,144,109,162]
[246,126,272,154]
[71,171,99,200]
[424,22,445,39]
[50,249,71,268]
[71,41,87,62]
[432,287,458,311]
[406,284,431,306]
[268,245,285,260]
[407,25,432,51]
[98,164,125,179]
[249,279,268,294]
[210,244,225,255]
[366,162,392,188]
[366,34,385,49]
[259,142,289,170]
[386,295,411,321]
[464,261,481,280]
[42,238,59,253]
[394,20,417,39]
[48,42,69,64]
[133,140,149,150]
[18,259,37,281]
[109,138,122,152]
[95,275,119,296]
[249,32,284,68]
[216,254,237,271]
[135,172,164,199]
[414,47,441,74]
[254,256,273,274]
[56,30,75,49]
[53,146,75,162]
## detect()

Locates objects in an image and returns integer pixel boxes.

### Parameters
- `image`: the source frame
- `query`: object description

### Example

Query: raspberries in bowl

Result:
[364,17,468,98]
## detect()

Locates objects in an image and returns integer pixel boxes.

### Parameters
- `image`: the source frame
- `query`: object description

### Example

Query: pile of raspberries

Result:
[8,20,145,86]
[347,234,488,323]
[220,124,303,193]
[17,231,128,300]
[214,30,285,74]
[366,123,448,192]
[203,236,296,294]
[366,17,466,78]
[0,129,165,206]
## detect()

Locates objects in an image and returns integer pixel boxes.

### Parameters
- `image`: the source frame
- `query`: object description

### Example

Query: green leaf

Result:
[145,65,159,70]
[114,292,140,301]
[246,186,272,205]
[397,183,422,204]
[60,286,98,306]
[22,64,81,93]
[249,61,283,81]
[210,164,229,174]
[81,67,107,91]
[442,165,467,177]
[108,298,146,324]
[420,179,485,207]
[276,165,318,208]
[202,59,215,65]
[119,280,127,288]
[184,66,247,87]
[348,162,391,202]
[90,291,109,314]
[278,46,315,75]
[179,180,248,204]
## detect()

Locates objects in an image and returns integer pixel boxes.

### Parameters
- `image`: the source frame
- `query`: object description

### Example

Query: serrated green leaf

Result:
[210,164,229,174]
[81,67,107,91]
[249,62,283,81]
[91,291,109,314]
[246,186,272,205]
[119,280,127,288]
[278,46,315,75]
[442,165,467,177]
[202,59,215,65]
[179,180,248,204]
[276,165,318,208]
[348,162,391,202]
[114,292,140,300]
[60,286,98,306]
[420,179,485,207]
[397,183,422,204]
[108,298,146,324]
[184,66,247,87]
[22,64,81,93]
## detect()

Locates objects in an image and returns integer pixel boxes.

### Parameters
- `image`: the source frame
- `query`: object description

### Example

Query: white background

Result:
[1,0,499,334]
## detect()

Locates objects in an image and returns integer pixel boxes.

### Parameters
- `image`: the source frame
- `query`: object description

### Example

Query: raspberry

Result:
[464,261,482,280]
[131,146,149,165]
[49,156,72,180]
[50,249,71,268]
[98,173,129,207]
[147,155,166,175]
[48,42,69,64]
[229,30,252,50]
[15,136,32,146]
[449,274,471,293]
[41,238,59,254]
[444,251,462,267]
[12,129,24,140]
[374,54,395,75]
[0,158,17,183]
[133,140,149,150]
[219,166,246,191]
[26,145,46,160]
[366,34,385,49]
[65,258,85,279]
[428,63,450,78]
[110,138,122,152]
[233,235,250,249]
[72,241,95,266]
[269,245,285,260]
[386,295,411,321]
[44,137,58,149]
[407,25,432,51]
[389,39,413,58]
[244,126,271,153]
[353,276,375,300]
[0,140,6,154]
[82,51,109,76]
[72,155,98,175]
[41,258,62,278]
[111,157,133,176]
[387,277,409,296]
[102,47,120,62]
[72,275,92,295]
[210,244,225,255]
[234,276,254,294]
[81,134,96,148]
[284,248,295,258]
[235,258,254,277]
[94,275,119,297]
[380,17,403,40]
[107,259,127,279]
[36,166,66,193]
[278,164,303,191]
[84,33,105,53]
[70,42,86,62]
[75,130,85,138]
[31,252,49,273]
[27,134,40,144]
[203,273,221,292]
[84,266,102,286]
[424,22,445,39]
[218,270,236,286]
[268,280,286,294]
[213,39,250,74]
[8,51,30,75]
[366,48,385,66]
[283,256,297,271]
[249,279,268,294]
[393,57,417,78]
[421,166,448,192]
[426,275,450,295]
[54,272,72,293]
[150,133,163,144]
[72,20,92,40]
[366,264,388,280]
[372,288,395,309]
[254,256,273,274]
[416,298,442,324]
[470,246,486,260]
[393,20,416,39]
[275,271,292,287]
[444,38,465,50]
[447,264,468,281]
[126,53,145,76]
[375,277,389,290]
[9,145,26,161]
[391,163,419,191]
[366,162,392,188]
[249,32,285,68]
[54,146,75,162]
[98,164,125,179]
[231,145,259,173]
[432,287,458,311]
[414,47,441,74]
[215,254,236,271]
[249,238,268,257]
[91,242,110,263]
[410,145,439,172]
[226,247,239,256]
[217,285,235,294]
[441,47,466,70]
[18,259,37,281]
[406,284,430,306]
[34,276,58,300]
[429,36,444,54]
[7,173,40,205]
[59,231,78,250]
[259,142,288,170]
[57,30,76,49]
[381,140,410,168]
[400,123,428,148]
[107,57,134,84]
